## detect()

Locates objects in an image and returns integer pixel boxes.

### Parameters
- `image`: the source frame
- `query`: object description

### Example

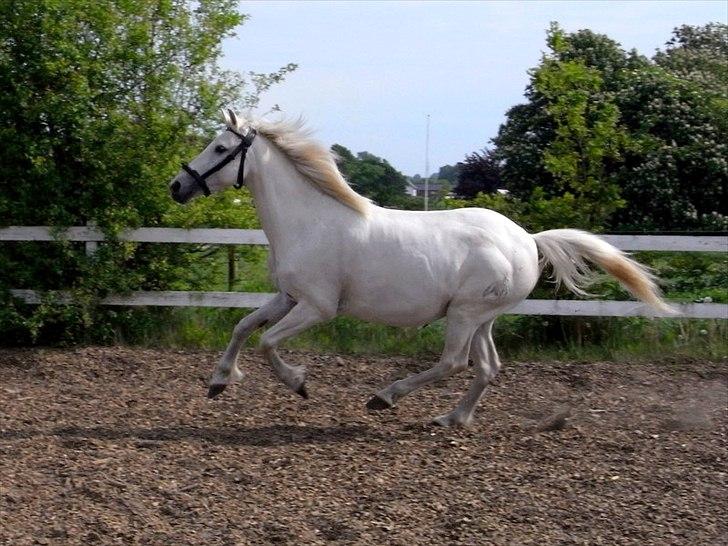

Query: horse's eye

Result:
[215,145,227,153]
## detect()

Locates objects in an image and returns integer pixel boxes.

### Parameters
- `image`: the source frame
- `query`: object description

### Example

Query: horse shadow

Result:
[2,422,385,447]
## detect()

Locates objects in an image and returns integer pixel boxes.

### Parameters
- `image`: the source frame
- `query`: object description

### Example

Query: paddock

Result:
[1,347,725,545]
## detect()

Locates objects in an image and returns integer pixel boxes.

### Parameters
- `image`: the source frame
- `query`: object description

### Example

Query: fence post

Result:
[85,221,98,257]
[227,246,236,291]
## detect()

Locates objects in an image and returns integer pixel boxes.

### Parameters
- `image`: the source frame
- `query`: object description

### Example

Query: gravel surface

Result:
[1,347,726,545]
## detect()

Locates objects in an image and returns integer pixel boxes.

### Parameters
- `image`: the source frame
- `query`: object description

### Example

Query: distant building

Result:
[405,179,445,198]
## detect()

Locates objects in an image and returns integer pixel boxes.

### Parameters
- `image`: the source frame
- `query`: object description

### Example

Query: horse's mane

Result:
[224,112,371,216]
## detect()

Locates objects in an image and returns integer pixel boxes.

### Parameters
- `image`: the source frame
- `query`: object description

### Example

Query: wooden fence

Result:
[2,226,726,319]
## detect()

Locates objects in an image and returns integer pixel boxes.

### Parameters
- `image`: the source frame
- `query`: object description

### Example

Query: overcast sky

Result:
[222,1,727,176]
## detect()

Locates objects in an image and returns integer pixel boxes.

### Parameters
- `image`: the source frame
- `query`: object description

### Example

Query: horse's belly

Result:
[338,282,449,327]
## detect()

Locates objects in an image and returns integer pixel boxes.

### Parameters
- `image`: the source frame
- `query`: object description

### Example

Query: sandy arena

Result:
[1,347,726,545]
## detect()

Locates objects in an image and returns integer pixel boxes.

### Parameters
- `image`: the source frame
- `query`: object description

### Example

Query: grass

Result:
[117,306,727,362]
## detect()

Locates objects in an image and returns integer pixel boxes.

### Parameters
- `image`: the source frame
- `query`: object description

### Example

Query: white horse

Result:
[170,110,673,427]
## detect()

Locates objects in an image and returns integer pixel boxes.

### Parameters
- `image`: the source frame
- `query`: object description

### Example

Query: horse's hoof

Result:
[431,414,470,428]
[366,394,392,411]
[208,384,227,399]
[296,384,309,399]
[431,415,450,427]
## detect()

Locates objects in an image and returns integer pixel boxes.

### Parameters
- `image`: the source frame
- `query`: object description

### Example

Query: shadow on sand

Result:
[1,422,385,447]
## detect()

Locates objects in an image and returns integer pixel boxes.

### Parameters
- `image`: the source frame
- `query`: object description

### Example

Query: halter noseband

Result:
[181,127,257,197]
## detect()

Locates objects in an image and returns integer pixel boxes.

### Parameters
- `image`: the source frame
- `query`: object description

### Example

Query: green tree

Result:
[0,0,295,344]
[533,27,630,229]
[613,64,727,230]
[654,23,728,94]
[491,26,641,202]
[492,23,727,231]
[332,145,410,206]
[491,100,556,201]
[614,23,728,230]
[453,148,502,199]
[435,164,459,184]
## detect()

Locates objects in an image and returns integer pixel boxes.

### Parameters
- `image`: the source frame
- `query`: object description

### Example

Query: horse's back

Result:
[336,206,539,326]
[372,207,537,271]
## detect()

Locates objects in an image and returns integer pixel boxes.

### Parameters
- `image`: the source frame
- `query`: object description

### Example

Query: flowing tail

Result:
[533,229,675,314]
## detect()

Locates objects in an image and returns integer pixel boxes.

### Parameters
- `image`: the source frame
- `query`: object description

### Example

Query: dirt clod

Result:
[535,404,572,432]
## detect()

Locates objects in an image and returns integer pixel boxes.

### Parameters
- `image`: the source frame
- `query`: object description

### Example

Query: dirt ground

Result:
[0,347,726,545]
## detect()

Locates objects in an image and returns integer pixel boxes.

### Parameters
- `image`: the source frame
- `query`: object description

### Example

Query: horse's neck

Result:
[246,137,353,252]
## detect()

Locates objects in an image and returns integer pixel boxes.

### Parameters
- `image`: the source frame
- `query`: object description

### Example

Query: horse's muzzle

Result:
[170,179,189,203]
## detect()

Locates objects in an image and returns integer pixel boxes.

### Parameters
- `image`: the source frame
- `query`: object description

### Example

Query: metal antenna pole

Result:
[424,114,430,211]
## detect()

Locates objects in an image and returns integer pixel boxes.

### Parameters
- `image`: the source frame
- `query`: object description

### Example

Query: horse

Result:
[169,109,673,427]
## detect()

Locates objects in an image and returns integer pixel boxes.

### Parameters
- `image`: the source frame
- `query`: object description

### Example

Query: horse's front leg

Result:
[259,301,331,398]
[208,292,295,398]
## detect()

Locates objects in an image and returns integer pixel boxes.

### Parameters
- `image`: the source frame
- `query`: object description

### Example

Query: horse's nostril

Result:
[171,180,181,194]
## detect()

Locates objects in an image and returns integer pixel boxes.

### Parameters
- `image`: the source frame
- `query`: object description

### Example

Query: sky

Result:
[222,1,727,176]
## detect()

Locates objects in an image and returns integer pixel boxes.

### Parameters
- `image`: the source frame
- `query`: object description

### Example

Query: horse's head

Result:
[169,109,256,203]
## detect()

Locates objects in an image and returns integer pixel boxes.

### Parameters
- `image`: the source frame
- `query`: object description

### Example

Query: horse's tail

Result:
[532,229,675,314]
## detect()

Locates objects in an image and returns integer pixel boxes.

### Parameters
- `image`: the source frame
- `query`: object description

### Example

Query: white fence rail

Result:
[0,226,270,245]
[8,289,724,319]
[2,226,726,252]
[2,227,726,319]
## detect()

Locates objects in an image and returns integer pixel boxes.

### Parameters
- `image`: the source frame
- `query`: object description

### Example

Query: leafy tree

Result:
[435,164,459,184]
[453,148,502,199]
[612,64,727,230]
[532,30,630,229]
[491,101,556,201]
[654,23,728,94]
[492,23,727,231]
[332,145,409,206]
[489,24,630,230]
[614,23,728,230]
[0,0,295,344]
[492,26,640,202]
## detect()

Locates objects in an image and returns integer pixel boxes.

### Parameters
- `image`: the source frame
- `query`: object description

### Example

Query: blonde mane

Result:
[224,112,371,216]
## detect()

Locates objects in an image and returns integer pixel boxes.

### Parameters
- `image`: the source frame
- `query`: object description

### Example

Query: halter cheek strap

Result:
[181,127,257,197]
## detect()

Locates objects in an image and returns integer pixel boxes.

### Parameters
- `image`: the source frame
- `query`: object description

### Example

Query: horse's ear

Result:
[221,108,231,125]
[226,108,238,128]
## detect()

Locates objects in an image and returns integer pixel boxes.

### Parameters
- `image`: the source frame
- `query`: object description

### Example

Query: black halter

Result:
[181,127,257,196]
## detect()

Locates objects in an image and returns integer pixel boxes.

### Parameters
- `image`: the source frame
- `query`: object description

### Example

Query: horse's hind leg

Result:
[432,320,501,427]
[367,309,479,411]
[208,292,295,398]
